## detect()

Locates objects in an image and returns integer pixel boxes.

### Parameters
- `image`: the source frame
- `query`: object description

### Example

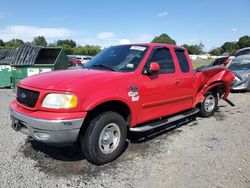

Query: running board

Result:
[129,108,200,132]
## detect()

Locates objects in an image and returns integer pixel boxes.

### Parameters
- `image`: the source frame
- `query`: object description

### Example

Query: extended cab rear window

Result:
[175,49,190,73]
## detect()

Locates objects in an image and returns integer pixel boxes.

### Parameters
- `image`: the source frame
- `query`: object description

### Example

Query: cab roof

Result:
[119,43,185,50]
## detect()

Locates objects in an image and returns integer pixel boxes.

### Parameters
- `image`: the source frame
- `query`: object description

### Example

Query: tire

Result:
[81,112,127,165]
[199,91,218,117]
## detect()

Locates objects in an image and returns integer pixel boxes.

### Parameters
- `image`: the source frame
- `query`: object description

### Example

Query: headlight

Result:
[42,93,77,109]
[234,76,241,82]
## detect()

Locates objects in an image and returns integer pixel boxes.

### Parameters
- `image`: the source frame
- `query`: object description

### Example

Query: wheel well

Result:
[207,82,226,98]
[79,101,131,138]
[196,82,226,108]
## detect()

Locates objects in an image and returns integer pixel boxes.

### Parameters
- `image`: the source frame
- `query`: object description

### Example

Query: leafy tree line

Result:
[152,33,250,55]
[151,33,204,55]
[1,34,249,56]
[0,39,24,49]
[209,35,250,56]
[182,43,204,55]
[151,33,176,45]
[0,36,101,56]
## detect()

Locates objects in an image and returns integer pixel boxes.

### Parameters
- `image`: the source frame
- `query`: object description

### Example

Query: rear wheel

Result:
[81,112,127,165]
[199,91,218,117]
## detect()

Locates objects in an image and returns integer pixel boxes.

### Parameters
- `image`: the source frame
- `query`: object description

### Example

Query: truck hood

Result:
[20,69,131,91]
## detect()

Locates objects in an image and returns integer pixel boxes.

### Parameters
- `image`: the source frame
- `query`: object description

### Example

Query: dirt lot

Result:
[0,89,249,188]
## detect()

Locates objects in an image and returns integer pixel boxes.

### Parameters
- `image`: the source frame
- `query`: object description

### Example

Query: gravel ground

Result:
[0,89,249,188]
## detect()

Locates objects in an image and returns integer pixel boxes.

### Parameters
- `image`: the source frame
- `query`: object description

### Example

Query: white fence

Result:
[189,54,235,60]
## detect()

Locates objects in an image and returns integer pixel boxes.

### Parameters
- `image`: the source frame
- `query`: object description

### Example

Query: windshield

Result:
[229,59,250,70]
[84,45,148,72]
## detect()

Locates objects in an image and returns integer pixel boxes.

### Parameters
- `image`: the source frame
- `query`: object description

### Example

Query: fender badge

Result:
[128,85,139,102]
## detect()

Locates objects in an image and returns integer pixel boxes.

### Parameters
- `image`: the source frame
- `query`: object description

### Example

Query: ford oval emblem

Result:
[21,92,27,99]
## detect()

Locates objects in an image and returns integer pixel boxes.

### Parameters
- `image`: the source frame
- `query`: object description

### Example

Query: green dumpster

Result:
[0,50,17,88]
[11,44,68,90]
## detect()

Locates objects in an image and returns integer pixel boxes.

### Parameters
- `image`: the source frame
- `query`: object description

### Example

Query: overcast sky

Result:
[0,0,250,50]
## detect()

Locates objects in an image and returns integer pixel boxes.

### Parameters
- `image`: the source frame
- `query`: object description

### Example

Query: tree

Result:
[57,39,76,48]
[237,35,250,49]
[0,39,4,46]
[58,44,73,55]
[207,36,250,56]
[182,43,204,54]
[86,45,101,55]
[73,46,87,55]
[221,42,238,55]
[48,42,57,47]
[151,33,176,45]
[4,39,24,48]
[209,47,223,56]
[32,36,47,46]
[72,45,101,55]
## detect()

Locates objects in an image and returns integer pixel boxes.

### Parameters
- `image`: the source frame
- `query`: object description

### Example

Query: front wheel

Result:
[199,91,218,117]
[80,112,127,165]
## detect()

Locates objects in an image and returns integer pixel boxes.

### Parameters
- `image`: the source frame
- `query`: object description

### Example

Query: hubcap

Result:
[204,94,215,112]
[99,123,121,154]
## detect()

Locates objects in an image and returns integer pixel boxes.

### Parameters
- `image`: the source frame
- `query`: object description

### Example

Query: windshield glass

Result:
[84,45,148,72]
[229,59,250,70]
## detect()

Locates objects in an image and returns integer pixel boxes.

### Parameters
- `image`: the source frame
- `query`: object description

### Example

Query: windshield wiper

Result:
[92,64,118,71]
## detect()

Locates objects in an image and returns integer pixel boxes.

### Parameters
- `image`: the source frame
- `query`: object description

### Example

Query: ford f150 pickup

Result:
[10,43,235,165]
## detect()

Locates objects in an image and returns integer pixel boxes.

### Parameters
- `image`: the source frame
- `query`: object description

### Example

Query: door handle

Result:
[175,80,181,85]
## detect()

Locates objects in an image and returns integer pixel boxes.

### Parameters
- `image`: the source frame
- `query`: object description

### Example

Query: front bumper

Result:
[10,107,85,145]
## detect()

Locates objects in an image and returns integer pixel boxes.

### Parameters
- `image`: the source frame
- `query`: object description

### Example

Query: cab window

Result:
[147,47,175,74]
[175,49,190,73]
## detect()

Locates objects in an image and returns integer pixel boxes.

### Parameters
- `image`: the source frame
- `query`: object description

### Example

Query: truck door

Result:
[137,46,191,124]
[173,48,195,109]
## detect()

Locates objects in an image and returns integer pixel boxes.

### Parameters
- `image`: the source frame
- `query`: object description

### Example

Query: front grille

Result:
[17,87,39,108]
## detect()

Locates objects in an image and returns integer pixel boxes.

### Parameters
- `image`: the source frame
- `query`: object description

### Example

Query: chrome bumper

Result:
[10,109,84,145]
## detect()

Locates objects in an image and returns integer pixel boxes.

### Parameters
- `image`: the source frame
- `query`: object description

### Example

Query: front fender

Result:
[84,96,131,111]
[83,96,139,126]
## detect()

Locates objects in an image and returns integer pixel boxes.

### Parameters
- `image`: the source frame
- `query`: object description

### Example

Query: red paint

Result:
[70,58,82,66]
[11,43,235,127]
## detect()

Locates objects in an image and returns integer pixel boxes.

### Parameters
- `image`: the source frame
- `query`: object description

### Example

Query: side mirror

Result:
[149,62,160,73]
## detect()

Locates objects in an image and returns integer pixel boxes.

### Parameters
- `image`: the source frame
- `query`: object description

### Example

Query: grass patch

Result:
[192,59,213,69]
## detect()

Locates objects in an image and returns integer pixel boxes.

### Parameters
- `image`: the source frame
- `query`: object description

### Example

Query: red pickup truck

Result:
[10,43,235,165]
